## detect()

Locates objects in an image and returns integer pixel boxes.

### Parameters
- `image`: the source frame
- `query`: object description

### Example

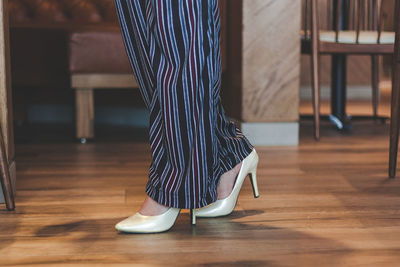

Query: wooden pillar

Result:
[0,0,16,203]
[223,0,301,146]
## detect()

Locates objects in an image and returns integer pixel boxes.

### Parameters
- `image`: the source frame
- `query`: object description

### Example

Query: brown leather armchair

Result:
[8,0,134,143]
[8,0,122,88]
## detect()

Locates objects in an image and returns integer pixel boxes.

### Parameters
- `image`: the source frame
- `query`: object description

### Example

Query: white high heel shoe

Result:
[115,208,197,233]
[195,148,259,218]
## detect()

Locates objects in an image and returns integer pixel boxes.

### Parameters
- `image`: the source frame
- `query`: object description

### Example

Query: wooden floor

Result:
[2,100,400,266]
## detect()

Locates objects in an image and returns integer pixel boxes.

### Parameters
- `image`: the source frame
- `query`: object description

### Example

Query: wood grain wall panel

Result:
[223,0,243,121]
[241,0,300,122]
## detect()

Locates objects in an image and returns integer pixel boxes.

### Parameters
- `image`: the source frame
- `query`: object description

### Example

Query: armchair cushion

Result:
[69,29,132,74]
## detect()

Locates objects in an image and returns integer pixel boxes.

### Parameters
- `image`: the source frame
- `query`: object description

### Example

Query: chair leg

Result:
[371,55,380,119]
[389,62,400,178]
[311,49,321,140]
[0,126,14,210]
[75,88,95,143]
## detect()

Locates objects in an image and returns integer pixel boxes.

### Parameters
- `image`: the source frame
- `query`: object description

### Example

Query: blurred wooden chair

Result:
[302,0,395,140]
[0,124,15,211]
[0,0,15,211]
[388,1,400,178]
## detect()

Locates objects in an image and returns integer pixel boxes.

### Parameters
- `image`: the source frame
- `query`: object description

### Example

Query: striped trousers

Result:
[114,0,254,209]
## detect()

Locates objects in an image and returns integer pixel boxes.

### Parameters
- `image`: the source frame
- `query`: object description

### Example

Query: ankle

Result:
[139,196,170,216]
[217,162,242,200]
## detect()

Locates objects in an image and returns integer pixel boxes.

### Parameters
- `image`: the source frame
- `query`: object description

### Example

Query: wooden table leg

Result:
[389,0,400,178]
[0,125,14,210]
[75,88,95,143]
[0,0,16,208]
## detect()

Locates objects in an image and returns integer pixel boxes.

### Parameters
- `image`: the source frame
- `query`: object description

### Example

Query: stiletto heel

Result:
[249,169,259,198]
[195,148,260,218]
[190,209,196,225]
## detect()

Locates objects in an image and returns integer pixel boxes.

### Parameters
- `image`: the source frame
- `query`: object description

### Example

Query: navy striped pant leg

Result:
[115,0,254,209]
[215,98,255,175]
[208,2,254,175]
[114,0,155,109]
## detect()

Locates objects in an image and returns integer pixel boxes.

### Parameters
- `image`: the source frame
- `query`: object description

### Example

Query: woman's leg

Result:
[115,0,254,210]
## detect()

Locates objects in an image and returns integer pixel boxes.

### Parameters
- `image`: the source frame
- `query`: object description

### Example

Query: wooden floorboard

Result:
[2,102,400,266]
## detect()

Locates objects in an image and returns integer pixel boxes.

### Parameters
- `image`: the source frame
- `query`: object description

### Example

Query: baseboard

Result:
[239,122,299,146]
